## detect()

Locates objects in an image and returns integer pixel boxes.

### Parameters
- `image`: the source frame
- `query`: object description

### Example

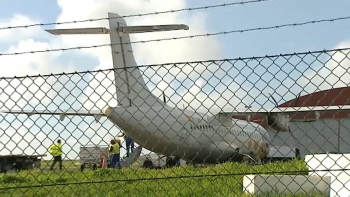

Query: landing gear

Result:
[227,148,243,162]
[241,155,262,165]
[142,158,153,169]
[141,155,181,169]
[226,149,262,165]
[165,156,181,168]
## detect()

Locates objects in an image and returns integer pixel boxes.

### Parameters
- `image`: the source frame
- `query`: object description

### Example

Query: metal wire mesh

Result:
[0,48,350,196]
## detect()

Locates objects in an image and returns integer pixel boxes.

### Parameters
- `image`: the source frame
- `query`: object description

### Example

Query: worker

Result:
[109,139,121,169]
[118,133,134,157]
[49,139,63,171]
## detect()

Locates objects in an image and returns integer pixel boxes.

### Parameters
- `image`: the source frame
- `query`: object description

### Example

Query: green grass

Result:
[39,160,81,170]
[0,159,328,197]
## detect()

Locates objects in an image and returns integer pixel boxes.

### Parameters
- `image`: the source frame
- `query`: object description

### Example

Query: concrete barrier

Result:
[305,153,350,197]
[243,174,331,195]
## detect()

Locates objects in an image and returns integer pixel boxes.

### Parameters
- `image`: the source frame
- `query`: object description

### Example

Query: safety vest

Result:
[49,143,62,156]
[110,143,120,155]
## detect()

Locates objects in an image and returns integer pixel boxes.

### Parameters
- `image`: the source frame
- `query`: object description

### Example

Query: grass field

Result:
[39,160,81,170]
[0,159,328,197]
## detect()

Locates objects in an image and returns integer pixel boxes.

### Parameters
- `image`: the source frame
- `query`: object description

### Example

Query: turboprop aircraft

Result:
[2,12,350,167]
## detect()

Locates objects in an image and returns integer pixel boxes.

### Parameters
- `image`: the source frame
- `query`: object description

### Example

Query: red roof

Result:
[231,87,350,128]
[278,87,350,107]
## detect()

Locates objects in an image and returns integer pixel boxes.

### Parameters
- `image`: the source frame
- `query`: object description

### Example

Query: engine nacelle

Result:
[267,113,290,132]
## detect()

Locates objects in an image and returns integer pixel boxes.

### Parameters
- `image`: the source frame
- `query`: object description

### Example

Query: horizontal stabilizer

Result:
[45,24,189,36]
[46,28,110,35]
[0,109,105,122]
[117,24,189,34]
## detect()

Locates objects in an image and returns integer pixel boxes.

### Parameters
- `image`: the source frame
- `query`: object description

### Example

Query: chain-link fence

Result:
[0,48,350,196]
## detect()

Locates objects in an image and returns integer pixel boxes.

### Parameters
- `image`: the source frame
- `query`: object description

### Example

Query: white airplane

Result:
[2,12,350,167]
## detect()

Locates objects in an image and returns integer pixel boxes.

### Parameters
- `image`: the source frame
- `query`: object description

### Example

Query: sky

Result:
[0,0,350,160]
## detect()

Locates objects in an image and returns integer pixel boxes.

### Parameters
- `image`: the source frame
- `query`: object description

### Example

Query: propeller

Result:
[268,93,301,157]
[266,93,290,132]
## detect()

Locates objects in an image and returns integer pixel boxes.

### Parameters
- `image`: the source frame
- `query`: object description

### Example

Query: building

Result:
[232,87,350,158]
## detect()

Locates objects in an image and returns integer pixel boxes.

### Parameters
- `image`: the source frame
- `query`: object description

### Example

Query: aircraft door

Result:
[180,122,191,139]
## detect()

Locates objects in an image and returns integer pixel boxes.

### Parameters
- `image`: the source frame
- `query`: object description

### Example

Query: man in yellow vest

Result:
[109,139,121,169]
[49,139,63,170]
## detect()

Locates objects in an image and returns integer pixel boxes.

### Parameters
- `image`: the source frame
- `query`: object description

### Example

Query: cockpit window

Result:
[255,126,263,133]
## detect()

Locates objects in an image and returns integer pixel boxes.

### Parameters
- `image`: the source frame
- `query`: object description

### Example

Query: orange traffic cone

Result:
[102,155,107,168]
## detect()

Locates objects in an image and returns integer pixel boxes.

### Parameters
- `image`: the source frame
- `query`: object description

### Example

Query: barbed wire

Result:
[0,0,271,31]
[0,168,344,190]
[1,15,349,57]
[1,46,349,79]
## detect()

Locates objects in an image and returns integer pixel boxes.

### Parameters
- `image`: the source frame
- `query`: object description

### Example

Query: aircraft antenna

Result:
[162,91,166,103]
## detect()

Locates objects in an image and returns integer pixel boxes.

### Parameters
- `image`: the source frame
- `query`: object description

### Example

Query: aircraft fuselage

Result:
[103,105,271,164]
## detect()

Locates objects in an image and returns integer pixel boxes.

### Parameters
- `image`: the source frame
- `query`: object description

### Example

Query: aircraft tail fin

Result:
[45,12,189,107]
[107,12,189,107]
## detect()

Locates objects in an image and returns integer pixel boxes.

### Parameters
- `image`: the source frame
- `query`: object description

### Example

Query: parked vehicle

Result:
[0,154,46,173]
[79,145,109,171]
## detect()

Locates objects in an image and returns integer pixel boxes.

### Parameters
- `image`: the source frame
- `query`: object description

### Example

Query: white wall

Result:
[267,118,350,158]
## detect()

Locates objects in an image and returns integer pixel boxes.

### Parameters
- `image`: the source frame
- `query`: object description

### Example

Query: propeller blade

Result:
[294,92,302,106]
[269,93,279,107]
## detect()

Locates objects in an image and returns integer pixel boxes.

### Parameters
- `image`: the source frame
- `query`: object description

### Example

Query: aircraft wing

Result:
[209,105,350,117]
[208,105,350,131]
[0,109,105,122]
